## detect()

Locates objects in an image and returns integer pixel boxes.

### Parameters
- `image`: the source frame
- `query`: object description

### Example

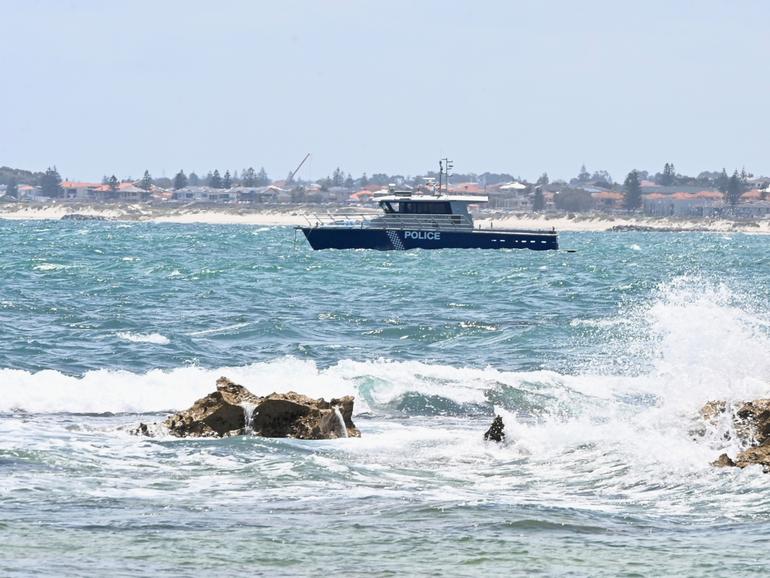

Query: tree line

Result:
[620,165,754,209]
[2,162,764,208]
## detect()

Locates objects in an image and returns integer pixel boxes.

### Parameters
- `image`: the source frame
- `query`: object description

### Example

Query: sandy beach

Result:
[0,202,768,234]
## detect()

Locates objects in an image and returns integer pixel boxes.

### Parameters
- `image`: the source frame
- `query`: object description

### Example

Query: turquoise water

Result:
[1,220,769,576]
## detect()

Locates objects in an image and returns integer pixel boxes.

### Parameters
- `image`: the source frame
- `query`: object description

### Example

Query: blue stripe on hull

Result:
[300,228,559,251]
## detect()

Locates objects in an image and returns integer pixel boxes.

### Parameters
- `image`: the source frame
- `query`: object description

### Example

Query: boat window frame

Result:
[398,201,452,215]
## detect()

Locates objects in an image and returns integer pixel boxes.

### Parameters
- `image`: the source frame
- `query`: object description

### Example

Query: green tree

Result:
[139,170,152,191]
[591,170,613,187]
[108,175,119,194]
[256,167,269,186]
[344,173,354,188]
[173,170,188,190]
[359,173,369,187]
[209,169,223,189]
[188,172,200,186]
[717,168,729,194]
[6,177,18,199]
[536,172,549,186]
[725,170,743,206]
[577,164,590,183]
[532,186,545,211]
[659,162,676,186]
[623,170,642,210]
[40,166,63,198]
[332,167,344,187]
[554,189,593,212]
[242,167,257,187]
[223,170,232,189]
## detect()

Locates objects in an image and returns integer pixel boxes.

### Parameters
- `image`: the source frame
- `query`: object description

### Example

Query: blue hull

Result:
[299,227,559,251]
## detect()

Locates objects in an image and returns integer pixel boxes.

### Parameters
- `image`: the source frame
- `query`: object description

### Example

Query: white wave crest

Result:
[1,277,768,476]
[33,262,68,271]
[116,332,171,345]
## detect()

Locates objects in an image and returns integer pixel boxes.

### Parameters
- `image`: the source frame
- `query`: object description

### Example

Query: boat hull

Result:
[299,227,559,251]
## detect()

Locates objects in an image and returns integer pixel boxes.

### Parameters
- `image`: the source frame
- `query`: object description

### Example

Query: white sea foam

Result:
[33,262,68,271]
[2,278,768,478]
[116,332,171,345]
[186,322,250,337]
[496,277,770,476]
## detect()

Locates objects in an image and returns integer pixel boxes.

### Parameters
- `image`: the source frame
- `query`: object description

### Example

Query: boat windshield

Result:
[396,201,452,214]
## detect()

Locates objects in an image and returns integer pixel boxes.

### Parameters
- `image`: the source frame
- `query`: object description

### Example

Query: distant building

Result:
[643,191,724,217]
[171,185,287,203]
[591,191,624,210]
[61,181,103,200]
[118,183,151,202]
[448,182,485,195]
[487,181,530,210]
[17,185,43,200]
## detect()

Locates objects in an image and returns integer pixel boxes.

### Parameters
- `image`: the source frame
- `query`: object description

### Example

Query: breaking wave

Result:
[2,278,769,470]
[116,332,171,345]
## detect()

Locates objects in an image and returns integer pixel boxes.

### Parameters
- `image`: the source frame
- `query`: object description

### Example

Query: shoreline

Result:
[0,202,768,234]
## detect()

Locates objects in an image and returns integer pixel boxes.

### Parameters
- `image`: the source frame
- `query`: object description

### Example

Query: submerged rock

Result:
[702,399,770,471]
[484,415,506,442]
[133,377,360,439]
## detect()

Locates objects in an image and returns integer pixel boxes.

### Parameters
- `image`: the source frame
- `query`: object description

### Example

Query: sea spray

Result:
[2,225,770,575]
[240,402,257,434]
[332,405,348,438]
[494,277,770,474]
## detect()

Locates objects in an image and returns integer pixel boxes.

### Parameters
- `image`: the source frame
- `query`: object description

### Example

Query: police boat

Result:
[297,161,558,251]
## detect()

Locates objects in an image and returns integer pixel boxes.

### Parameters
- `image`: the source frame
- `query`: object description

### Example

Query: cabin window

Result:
[379,201,395,213]
[398,202,451,214]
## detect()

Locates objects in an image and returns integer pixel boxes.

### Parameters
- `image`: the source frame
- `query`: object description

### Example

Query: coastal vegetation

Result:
[1,162,767,220]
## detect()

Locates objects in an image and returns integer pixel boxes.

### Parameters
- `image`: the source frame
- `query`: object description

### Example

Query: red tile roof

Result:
[591,191,624,200]
[61,181,101,189]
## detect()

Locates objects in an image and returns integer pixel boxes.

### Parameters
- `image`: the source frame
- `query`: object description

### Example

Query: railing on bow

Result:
[303,212,474,231]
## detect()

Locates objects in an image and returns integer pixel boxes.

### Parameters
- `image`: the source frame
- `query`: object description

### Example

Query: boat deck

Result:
[301,212,556,235]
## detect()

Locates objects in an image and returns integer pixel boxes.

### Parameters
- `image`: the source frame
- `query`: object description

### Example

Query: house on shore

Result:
[171,185,287,203]
[591,190,625,210]
[61,181,105,201]
[643,190,724,217]
[487,181,530,210]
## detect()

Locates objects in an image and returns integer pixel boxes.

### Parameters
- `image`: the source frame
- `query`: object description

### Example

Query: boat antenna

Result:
[440,158,453,194]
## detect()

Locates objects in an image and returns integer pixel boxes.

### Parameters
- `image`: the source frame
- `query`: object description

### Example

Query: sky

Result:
[1,0,769,183]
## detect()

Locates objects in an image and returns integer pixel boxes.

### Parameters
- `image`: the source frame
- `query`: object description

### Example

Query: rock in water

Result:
[484,415,505,442]
[712,453,736,468]
[734,400,770,442]
[702,399,770,471]
[734,444,770,471]
[134,377,360,439]
[250,392,359,439]
[163,380,247,438]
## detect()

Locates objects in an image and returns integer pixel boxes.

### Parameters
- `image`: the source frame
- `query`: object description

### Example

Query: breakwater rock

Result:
[702,399,770,471]
[133,377,360,439]
[60,213,109,221]
[484,415,506,442]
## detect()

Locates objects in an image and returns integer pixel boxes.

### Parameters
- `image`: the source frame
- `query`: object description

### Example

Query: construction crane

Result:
[286,153,310,185]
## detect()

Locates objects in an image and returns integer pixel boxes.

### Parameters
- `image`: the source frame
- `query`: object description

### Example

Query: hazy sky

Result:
[2,0,769,182]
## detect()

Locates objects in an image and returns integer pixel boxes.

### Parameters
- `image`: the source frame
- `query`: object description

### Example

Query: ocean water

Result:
[1,220,769,577]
